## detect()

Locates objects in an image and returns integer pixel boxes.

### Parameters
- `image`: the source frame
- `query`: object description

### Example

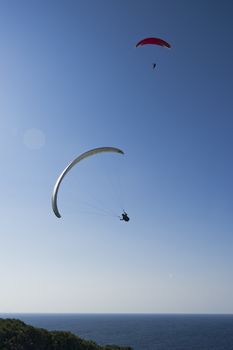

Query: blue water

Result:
[1,314,233,349]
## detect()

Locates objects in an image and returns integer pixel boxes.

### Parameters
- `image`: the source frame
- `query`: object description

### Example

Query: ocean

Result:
[1,314,233,350]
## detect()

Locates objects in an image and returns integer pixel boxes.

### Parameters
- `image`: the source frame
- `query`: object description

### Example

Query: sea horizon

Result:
[1,312,233,315]
[2,312,233,349]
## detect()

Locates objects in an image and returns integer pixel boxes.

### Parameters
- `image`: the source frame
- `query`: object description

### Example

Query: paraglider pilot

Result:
[120,210,130,222]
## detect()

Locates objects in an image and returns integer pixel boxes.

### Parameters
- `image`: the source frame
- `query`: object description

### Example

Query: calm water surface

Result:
[1,314,233,350]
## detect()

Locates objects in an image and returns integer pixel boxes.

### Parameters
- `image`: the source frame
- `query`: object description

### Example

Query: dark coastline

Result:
[0,318,132,350]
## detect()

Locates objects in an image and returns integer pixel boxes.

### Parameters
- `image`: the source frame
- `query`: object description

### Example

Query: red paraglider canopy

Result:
[136,37,171,49]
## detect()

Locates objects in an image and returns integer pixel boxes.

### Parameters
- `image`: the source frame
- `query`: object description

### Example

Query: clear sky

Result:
[0,0,233,313]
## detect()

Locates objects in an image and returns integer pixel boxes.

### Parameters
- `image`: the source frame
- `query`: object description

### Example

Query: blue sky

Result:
[0,0,233,313]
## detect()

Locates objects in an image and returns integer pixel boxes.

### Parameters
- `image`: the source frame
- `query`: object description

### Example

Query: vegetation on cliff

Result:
[0,318,132,350]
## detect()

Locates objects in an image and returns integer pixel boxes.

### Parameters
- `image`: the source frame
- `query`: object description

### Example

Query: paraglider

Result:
[120,210,130,222]
[52,147,124,219]
[136,37,171,69]
[135,37,171,49]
